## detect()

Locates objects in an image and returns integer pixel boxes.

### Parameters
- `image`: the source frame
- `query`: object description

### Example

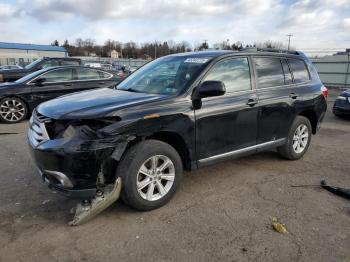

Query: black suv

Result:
[28,49,327,210]
[0,57,81,82]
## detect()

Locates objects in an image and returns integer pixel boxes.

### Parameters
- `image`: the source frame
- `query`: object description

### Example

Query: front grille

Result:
[28,110,51,147]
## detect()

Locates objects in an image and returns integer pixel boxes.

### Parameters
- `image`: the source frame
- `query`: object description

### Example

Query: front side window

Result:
[288,59,310,83]
[254,57,285,88]
[40,68,73,83]
[76,68,101,80]
[202,57,251,93]
[118,56,211,95]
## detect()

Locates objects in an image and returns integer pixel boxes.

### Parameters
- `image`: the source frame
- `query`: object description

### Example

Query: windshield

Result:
[25,59,43,70]
[15,68,48,83]
[117,55,211,95]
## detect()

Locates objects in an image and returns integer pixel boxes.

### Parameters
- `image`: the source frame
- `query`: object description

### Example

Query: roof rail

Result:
[239,47,300,55]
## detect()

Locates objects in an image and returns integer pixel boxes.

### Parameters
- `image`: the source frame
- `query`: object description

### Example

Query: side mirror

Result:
[33,77,46,86]
[197,80,226,98]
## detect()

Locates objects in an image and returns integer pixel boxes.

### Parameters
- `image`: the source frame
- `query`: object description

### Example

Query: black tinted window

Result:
[203,58,251,93]
[254,57,284,88]
[40,68,73,83]
[281,59,293,85]
[76,68,101,80]
[288,59,310,83]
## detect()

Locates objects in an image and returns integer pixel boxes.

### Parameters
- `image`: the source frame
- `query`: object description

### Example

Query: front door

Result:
[194,57,259,165]
[29,68,74,107]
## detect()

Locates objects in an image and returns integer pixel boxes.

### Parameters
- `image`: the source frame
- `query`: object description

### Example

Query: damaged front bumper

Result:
[28,130,131,199]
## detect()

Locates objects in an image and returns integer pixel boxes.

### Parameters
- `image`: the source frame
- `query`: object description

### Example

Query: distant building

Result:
[110,50,120,59]
[311,49,350,88]
[0,42,67,66]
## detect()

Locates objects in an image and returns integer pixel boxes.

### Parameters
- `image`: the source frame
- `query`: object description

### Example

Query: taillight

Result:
[321,86,328,98]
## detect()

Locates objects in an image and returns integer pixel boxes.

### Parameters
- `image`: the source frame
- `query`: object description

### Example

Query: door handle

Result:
[247,98,258,106]
[64,83,72,87]
[98,82,105,84]
[289,93,298,99]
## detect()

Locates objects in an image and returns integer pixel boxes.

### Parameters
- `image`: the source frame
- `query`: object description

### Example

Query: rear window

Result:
[288,59,310,83]
[254,57,285,88]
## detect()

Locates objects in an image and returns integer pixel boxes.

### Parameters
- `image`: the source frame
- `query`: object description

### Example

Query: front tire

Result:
[278,116,312,160]
[0,97,28,123]
[117,140,183,211]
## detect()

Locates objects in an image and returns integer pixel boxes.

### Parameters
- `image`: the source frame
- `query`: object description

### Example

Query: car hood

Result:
[37,88,166,120]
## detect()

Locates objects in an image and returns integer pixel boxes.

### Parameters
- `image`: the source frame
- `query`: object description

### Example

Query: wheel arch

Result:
[298,109,317,134]
[146,131,192,171]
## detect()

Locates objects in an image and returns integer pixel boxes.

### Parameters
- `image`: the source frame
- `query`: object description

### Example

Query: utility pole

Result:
[287,33,293,50]
[154,42,157,59]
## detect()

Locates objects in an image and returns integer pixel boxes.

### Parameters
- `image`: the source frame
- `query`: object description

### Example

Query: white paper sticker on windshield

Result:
[184,58,209,64]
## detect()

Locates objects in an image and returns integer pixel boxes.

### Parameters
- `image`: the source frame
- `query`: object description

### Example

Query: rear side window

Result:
[281,59,293,85]
[203,57,251,93]
[288,59,310,83]
[76,68,101,80]
[254,57,284,88]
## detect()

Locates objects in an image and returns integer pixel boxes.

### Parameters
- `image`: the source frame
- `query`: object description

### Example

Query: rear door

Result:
[252,56,298,144]
[74,68,116,91]
[195,57,259,164]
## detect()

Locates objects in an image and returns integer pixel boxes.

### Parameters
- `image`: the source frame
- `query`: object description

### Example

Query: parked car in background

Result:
[333,89,350,117]
[0,66,121,123]
[0,65,23,70]
[28,49,327,211]
[101,64,114,71]
[84,62,103,68]
[0,57,82,82]
[85,63,115,71]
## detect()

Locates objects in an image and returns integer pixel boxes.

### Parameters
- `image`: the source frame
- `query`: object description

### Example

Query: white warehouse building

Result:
[0,42,68,66]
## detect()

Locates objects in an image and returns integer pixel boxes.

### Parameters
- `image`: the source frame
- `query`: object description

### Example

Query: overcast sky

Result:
[0,0,349,52]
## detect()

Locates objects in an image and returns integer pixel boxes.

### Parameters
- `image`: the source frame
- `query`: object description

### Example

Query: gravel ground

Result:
[0,89,349,262]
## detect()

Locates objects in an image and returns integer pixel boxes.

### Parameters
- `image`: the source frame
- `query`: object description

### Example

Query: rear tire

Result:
[278,116,312,160]
[117,139,183,211]
[0,97,28,123]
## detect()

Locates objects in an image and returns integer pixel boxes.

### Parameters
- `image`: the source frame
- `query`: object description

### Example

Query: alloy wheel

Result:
[0,99,26,122]
[292,124,309,154]
[136,155,175,201]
